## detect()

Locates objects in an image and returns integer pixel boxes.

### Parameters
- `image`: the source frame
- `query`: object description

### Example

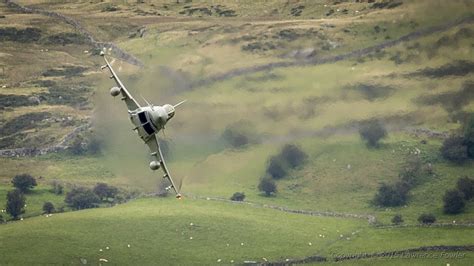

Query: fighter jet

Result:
[100,53,184,199]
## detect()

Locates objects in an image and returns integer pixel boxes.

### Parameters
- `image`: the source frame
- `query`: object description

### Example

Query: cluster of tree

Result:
[443,176,474,214]
[65,183,120,210]
[221,120,260,149]
[4,174,125,221]
[258,144,308,196]
[373,156,429,207]
[441,114,474,164]
[4,174,37,220]
[359,119,387,148]
[266,144,308,179]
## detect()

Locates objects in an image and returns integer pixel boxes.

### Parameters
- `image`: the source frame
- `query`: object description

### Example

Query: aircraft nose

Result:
[150,108,169,127]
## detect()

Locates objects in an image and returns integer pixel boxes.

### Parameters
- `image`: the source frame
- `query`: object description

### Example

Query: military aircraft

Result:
[100,53,184,199]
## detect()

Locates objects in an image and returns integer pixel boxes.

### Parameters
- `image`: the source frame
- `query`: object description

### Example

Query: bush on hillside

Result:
[463,113,474,158]
[373,182,408,207]
[266,156,287,179]
[6,189,25,220]
[42,202,55,214]
[443,189,466,214]
[417,213,436,225]
[93,183,118,201]
[440,135,469,164]
[11,174,37,193]
[230,192,246,201]
[280,144,307,168]
[457,176,474,200]
[50,180,64,195]
[399,156,423,188]
[65,187,100,210]
[359,119,387,148]
[391,214,404,225]
[258,178,277,196]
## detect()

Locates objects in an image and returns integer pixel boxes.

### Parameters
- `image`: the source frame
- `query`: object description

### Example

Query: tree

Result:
[50,180,63,195]
[417,213,436,225]
[399,156,423,188]
[280,144,307,168]
[463,113,474,158]
[440,135,469,164]
[443,189,466,214]
[266,156,287,179]
[65,187,100,210]
[258,178,277,196]
[457,176,474,200]
[93,183,118,201]
[391,214,404,225]
[11,174,37,193]
[230,192,245,201]
[42,202,55,214]
[6,189,25,220]
[373,182,408,207]
[359,119,387,148]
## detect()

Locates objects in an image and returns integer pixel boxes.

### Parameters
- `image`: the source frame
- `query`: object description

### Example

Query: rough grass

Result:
[0,197,367,264]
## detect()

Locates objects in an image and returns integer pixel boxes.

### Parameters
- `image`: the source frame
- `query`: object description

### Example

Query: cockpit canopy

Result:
[163,104,175,120]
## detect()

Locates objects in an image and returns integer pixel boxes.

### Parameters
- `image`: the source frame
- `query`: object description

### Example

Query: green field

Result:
[1,0,474,265]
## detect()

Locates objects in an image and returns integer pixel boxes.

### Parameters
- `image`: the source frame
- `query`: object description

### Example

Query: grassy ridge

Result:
[0,197,367,264]
[1,197,472,265]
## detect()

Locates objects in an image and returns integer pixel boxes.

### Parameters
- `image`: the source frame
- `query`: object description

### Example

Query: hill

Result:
[0,0,473,264]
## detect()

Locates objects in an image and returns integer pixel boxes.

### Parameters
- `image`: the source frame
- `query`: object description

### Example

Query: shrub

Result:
[42,202,55,214]
[443,189,466,214]
[222,121,259,148]
[391,214,404,225]
[266,156,287,179]
[230,192,245,201]
[440,135,469,163]
[11,174,37,193]
[6,189,25,220]
[280,144,307,168]
[373,183,408,207]
[93,183,118,201]
[399,156,423,188]
[65,187,100,210]
[457,176,474,200]
[50,180,63,195]
[258,178,277,196]
[464,113,474,158]
[359,119,387,147]
[417,213,436,224]
[0,214,4,224]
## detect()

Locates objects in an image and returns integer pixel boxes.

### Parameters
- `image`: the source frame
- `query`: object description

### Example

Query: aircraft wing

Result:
[145,135,181,197]
[101,56,141,111]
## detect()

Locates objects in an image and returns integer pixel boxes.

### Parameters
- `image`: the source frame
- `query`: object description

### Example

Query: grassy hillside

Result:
[0,0,473,264]
[1,197,473,265]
